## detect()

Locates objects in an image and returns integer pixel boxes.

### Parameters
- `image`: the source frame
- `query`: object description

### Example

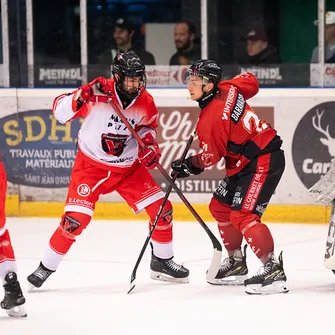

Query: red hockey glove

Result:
[77,83,94,102]
[95,76,112,95]
[138,133,161,170]
[77,77,112,102]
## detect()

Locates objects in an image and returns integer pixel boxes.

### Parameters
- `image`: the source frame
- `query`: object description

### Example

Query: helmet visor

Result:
[184,70,210,86]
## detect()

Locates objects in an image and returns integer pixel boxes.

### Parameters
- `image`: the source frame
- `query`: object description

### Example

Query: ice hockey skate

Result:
[244,251,289,295]
[150,244,189,283]
[207,244,248,285]
[27,262,55,291]
[1,272,27,317]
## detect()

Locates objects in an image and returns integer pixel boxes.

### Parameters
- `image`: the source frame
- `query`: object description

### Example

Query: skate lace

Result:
[253,261,274,279]
[166,259,182,272]
[219,257,234,271]
[34,267,51,280]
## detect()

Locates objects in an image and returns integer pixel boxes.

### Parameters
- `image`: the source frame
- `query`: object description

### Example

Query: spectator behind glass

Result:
[98,17,155,65]
[169,21,201,65]
[238,29,281,65]
[311,11,335,63]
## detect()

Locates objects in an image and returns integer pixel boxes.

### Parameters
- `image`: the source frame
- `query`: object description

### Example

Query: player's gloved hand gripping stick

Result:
[97,88,222,292]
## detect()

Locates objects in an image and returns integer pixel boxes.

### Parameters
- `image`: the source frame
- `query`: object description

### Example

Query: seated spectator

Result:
[311,11,335,63]
[98,17,155,65]
[238,29,281,65]
[169,21,201,65]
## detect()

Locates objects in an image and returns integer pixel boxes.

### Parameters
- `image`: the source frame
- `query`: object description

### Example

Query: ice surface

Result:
[1,218,334,334]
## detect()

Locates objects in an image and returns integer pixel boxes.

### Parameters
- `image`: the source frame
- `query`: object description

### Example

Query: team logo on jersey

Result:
[292,102,335,189]
[77,184,91,197]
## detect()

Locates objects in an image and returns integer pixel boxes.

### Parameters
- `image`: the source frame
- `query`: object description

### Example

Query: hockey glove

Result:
[171,156,204,178]
[95,76,112,95]
[138,133,161,170]
[76,77,112,103]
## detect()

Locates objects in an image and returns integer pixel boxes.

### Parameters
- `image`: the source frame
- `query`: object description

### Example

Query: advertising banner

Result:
[0,109,80,188]
[1,88,335,206]
[310,64,335,86]
[34,66,82,87]
[238,64,310,87]
[33,64,311,88]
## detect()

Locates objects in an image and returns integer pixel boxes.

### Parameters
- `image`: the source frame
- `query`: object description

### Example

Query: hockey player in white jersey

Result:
[27,51,189,289]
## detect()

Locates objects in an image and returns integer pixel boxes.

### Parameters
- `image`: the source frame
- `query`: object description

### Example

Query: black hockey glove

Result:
[171,156,204,178]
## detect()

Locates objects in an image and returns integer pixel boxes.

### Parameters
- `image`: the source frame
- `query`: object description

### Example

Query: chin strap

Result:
[197,88,219,110]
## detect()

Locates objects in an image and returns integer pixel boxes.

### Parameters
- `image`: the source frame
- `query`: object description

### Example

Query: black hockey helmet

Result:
[186,59,222,86]
[112,51,146,99]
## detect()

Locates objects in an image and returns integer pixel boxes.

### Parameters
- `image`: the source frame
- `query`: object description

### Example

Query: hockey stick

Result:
[324,199,335,271]
[308,161,335,274]
[106,98,222,289]
[127,134,194,294]
[308,160,335,205]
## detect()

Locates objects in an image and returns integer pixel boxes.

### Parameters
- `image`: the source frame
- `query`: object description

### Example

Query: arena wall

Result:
[1,88,334,223]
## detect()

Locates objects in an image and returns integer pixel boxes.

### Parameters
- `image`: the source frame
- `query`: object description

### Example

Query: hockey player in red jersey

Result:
[27,51,189,289]
[171,60,288,295]
[0,156,26,316]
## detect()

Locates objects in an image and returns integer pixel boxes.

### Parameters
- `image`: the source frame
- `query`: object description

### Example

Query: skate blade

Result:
[207,275,248,286]
[6,305,27,318]
[245,281,289,295]
[324,255,335,270]
[150,271,190,284]
[127,281,136,294]
[27,283,37,292]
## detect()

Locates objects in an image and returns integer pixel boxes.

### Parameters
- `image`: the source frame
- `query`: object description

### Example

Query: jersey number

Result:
[242,110,269,133]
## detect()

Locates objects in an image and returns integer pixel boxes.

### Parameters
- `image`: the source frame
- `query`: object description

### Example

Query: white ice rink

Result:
[1,218,335,334]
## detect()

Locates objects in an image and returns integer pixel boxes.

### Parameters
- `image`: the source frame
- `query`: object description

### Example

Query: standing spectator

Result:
[312,11,335,63]
[98,18,155,65]
[238,29,281,65]
[169,21,201,65]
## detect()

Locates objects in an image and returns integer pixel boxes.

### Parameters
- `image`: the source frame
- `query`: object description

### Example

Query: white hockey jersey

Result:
[52,78,158,172]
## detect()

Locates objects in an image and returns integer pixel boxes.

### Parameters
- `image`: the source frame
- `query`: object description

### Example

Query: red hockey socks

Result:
[42,212,91,271]
[0,229,15,262]
[243,222,274,262]
[0,229,17,278]
[217,222,243,252]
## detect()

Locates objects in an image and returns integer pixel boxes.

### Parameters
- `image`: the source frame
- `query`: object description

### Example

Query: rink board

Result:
[1,88,335,224]
[5,194,331,224]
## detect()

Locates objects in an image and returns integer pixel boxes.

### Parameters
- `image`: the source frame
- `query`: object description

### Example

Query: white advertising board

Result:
[0,88,335,206]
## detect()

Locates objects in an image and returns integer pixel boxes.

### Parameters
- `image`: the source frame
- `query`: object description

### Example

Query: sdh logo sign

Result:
[292,102,335,189]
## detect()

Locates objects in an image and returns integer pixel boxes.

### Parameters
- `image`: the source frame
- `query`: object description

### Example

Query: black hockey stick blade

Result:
[128,275,136,294]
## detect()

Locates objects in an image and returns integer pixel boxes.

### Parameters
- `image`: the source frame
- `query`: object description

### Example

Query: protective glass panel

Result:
[32,0,81,87]
[86,0,201,84]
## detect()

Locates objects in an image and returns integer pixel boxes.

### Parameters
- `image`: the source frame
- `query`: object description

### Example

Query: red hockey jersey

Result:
[193,72,278,176]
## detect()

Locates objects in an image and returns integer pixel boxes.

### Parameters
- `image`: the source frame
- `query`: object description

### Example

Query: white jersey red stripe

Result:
[52,79,159,173]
